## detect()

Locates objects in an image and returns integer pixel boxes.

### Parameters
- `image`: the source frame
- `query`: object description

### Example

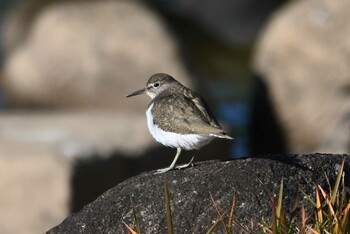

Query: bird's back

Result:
[150,86,230,138]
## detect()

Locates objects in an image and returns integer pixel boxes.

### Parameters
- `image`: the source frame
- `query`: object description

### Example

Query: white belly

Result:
[146,103,214,150]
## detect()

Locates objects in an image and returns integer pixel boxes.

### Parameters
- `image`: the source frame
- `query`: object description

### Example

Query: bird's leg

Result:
[154,147,182,174]
[175,155,195,170]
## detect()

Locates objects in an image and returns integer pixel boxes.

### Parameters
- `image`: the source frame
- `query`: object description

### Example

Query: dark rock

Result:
[249,74,287,154]
[70,138,231,213]
[149,0,286,45]
[47,154,350,233]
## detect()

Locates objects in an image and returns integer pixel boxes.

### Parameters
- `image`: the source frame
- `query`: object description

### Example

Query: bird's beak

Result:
[126,87,146,98]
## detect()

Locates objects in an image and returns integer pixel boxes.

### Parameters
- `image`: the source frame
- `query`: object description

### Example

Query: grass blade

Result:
[164,178,174,234]
[331,159,345,206]
[231,217,257,234]
[206,212,227,234]
[318,185,339,224]
[123,221,138,234]
[341,202,350,231]
[271,204,278,234]
[300,204,306,234]
[277,178,284,220]
[258,222,273,234]
[316,186,323,225]
[258,179,275,205]
[130,197,141,234]
[227,193,236,232]
[325,172,332,198]
[308,226,321,234]
[209,192,229,234]
[300,189,317,208]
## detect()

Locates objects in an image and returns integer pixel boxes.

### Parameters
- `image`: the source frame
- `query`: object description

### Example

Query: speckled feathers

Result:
[146,73,232,139]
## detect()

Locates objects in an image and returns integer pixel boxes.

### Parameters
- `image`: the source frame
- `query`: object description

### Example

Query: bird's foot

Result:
[175,156,195,170]
[154,156,195,174]
[154,166,174,175]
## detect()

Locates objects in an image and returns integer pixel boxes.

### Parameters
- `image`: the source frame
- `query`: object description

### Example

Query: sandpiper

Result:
[126,73,233,174]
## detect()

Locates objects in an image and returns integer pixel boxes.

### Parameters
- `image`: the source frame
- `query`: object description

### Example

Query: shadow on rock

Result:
[70,138,231,212]
[249,74,287,154]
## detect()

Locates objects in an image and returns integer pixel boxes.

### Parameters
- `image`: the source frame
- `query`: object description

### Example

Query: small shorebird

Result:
[126,73,233,174]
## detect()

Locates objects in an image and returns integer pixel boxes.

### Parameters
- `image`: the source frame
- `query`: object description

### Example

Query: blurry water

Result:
[219,102,251,157]
[205,80,252,158]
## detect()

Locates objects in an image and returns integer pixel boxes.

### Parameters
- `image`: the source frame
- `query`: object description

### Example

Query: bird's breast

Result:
[146,103,214,150]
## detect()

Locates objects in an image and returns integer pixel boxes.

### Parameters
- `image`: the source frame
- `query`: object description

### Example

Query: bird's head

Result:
[126,73,180,99]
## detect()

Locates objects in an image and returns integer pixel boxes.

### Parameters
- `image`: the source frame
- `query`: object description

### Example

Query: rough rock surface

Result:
[253,0,350,154]
[2,0,191,110]
[47,154,350,233]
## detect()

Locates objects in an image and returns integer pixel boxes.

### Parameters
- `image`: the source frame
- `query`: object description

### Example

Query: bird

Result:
[126,73,233,174]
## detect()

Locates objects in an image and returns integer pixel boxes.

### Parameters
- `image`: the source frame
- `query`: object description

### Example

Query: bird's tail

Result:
[211,132,234,140]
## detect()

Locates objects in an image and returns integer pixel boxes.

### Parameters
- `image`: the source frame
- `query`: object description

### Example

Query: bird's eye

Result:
[153,83,160,88]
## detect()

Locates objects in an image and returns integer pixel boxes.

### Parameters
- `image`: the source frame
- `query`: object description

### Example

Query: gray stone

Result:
[47,154,350,233]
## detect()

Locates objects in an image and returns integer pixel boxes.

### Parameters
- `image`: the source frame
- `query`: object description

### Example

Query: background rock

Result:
[2,0,191,110]
[47,154,350,233]
[252,0,350,154]
[0,141,69,234]
[0,111,154,157]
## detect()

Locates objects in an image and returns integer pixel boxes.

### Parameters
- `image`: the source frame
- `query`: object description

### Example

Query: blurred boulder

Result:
[2,0,191,110]
[151,0,285,45]
[0,141,69,234]
[253,0,350,154]
[0,111,155,157]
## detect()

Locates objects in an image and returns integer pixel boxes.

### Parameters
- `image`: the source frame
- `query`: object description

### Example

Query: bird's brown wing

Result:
[184,90,222,128]
[151,91,226,136]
